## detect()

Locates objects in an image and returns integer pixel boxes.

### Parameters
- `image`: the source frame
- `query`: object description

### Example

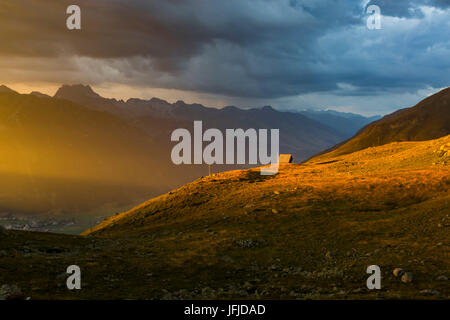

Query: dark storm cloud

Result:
[0,0,448,100]
[0,1,360,68]
[366,0,450,17]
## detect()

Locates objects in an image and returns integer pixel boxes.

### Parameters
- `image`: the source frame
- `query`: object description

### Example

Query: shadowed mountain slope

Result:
[319,87,450,158]
[0,90,180,216]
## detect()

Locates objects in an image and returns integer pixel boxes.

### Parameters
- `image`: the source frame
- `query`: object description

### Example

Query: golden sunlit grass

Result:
[87,135,450,236]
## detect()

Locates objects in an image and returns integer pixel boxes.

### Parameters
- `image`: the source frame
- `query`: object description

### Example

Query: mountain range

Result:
[54,84,361,160]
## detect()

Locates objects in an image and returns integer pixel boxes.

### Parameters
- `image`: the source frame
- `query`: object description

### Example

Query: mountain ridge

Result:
[52,84,353,161]
[298,109,381,137]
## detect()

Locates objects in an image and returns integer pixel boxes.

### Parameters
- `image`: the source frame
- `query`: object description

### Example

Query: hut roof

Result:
[278,154,293,163]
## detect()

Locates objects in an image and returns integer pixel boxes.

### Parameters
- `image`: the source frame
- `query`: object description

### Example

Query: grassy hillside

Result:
[1,136,448,299]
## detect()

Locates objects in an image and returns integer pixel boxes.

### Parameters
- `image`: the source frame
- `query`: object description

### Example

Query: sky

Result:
[0,0,449,116]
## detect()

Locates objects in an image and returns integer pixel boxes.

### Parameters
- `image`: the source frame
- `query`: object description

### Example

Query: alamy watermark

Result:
[366,5,382,30]
[366,265,381,289]
[66,5,81,30]
[171,121,280,175]
[66,265,81,290]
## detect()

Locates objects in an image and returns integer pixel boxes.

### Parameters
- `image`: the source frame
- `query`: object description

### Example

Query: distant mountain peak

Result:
[261,105,274,111]
[54,84,100,99]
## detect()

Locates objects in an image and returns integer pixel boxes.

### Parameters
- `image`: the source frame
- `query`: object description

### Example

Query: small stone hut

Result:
[278,154,293,163]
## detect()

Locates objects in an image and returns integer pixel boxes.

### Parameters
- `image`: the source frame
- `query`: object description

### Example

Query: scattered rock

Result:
[401,272,413,283]
[0,285,24,300]
[420,289,440,296]
[273,191,280,195]
[436,275,448,281]
[393,268,405,278]
[234,239,266,248]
